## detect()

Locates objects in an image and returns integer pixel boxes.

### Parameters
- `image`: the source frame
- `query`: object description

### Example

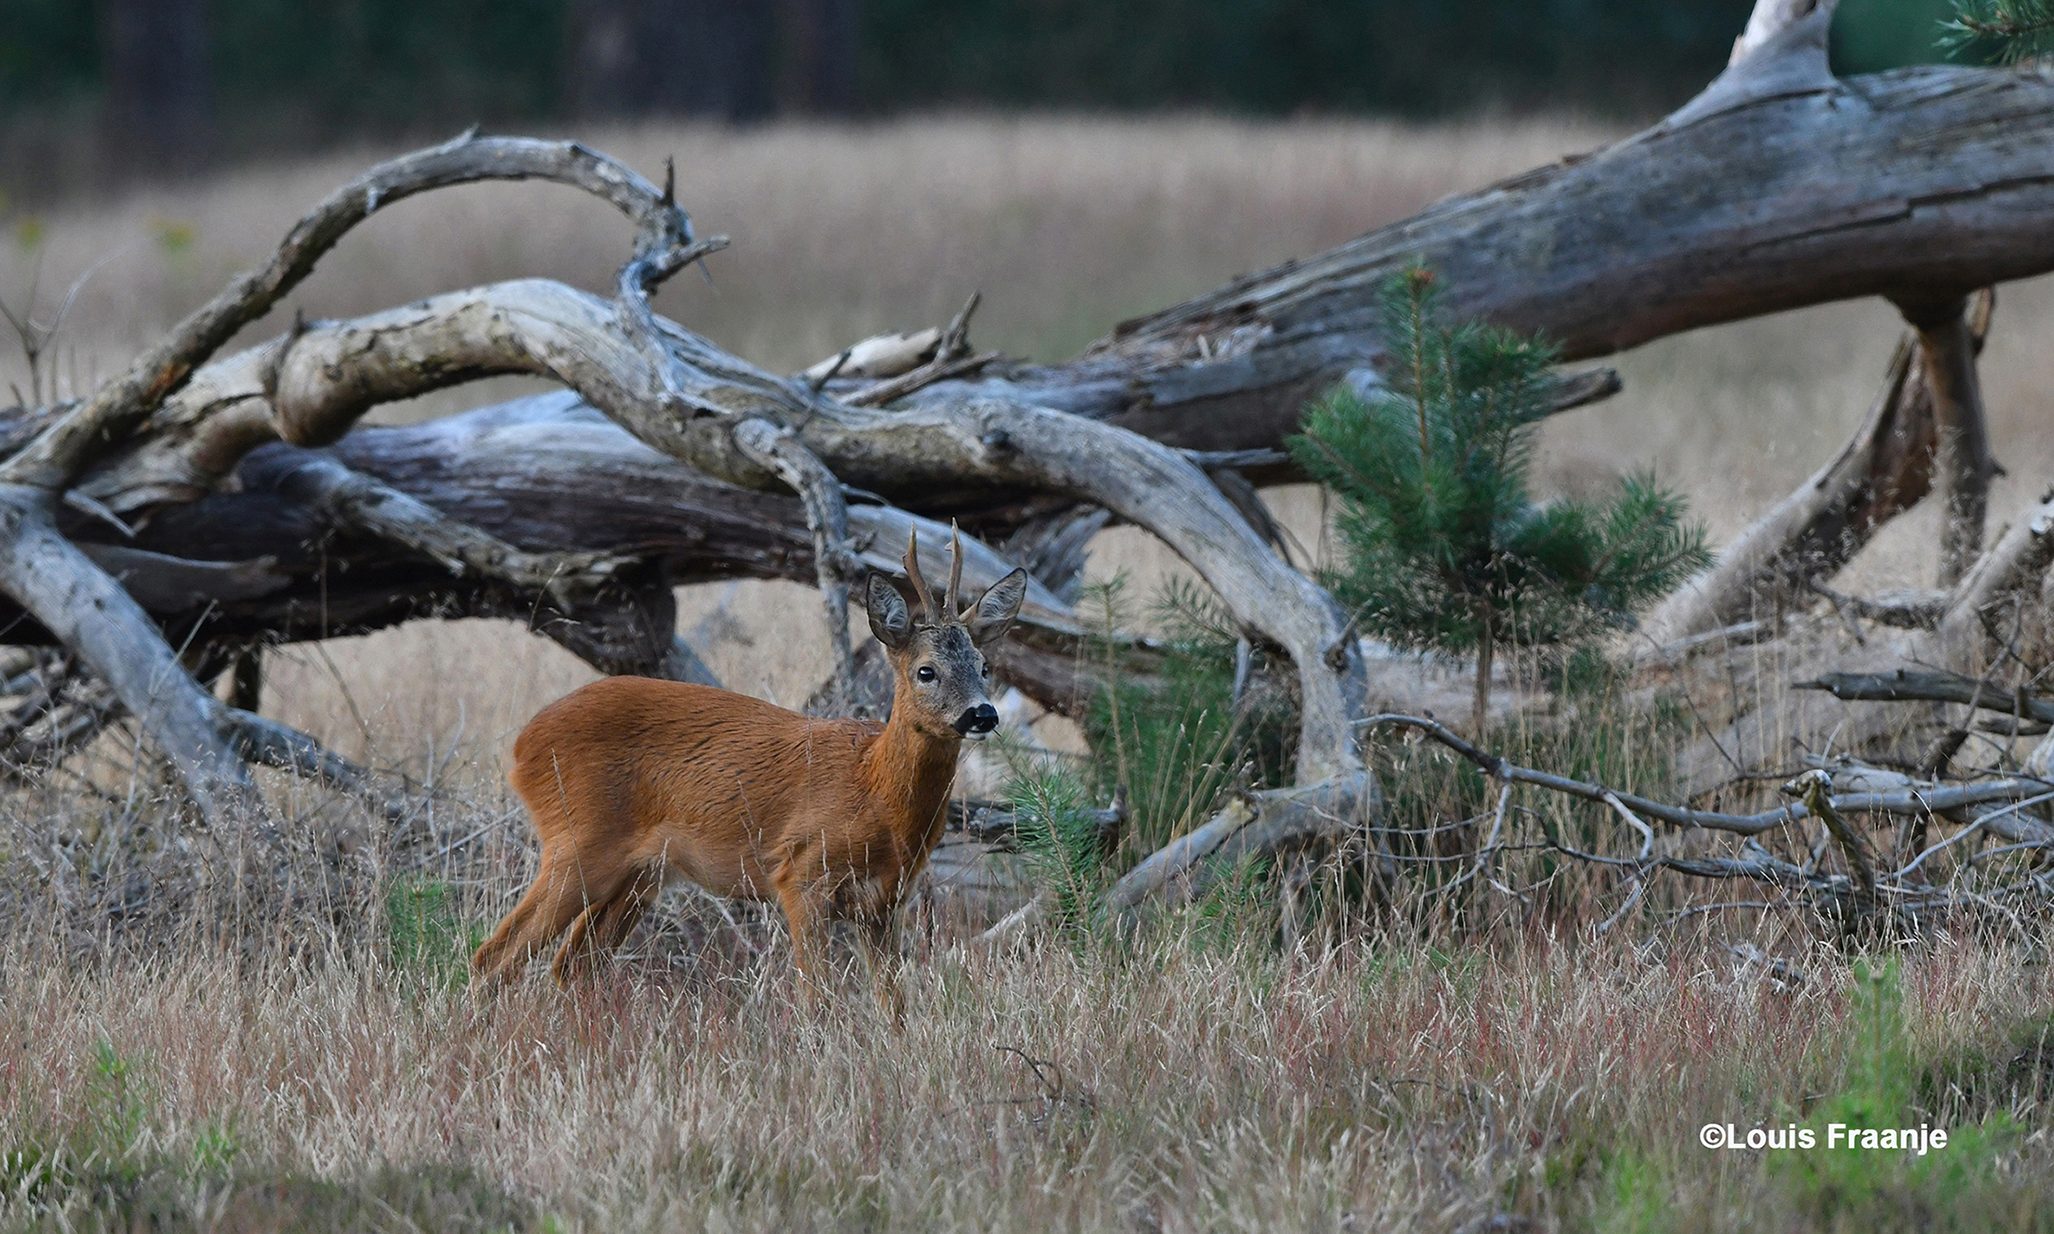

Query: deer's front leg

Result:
[771,858,833,997]
[857,912,905,1027]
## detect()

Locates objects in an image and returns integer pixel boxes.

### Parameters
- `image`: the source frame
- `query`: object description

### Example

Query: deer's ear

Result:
[969,568,1028,646]
[866,573,914,650]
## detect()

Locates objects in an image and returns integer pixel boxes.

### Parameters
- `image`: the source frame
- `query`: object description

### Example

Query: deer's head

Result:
[865,528,1028,740]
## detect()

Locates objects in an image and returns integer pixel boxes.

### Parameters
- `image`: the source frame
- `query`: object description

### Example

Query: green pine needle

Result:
[1943,0,2054,62]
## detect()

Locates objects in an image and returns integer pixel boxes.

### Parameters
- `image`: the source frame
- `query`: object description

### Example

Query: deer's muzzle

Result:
[954,703,999,737]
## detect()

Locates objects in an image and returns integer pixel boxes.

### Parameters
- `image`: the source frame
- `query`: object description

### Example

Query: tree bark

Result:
[0,485,254,818]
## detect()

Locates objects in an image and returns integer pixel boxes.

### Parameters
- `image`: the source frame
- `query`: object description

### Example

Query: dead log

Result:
[61,396,1153,717]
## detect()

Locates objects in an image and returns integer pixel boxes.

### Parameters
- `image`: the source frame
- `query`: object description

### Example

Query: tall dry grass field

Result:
[4,116,2054,1230]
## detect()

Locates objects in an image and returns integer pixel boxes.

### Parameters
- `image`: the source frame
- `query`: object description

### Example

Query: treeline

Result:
[0,0,1966,194]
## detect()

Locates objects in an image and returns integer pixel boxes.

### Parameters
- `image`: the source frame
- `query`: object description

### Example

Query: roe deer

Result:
[470,528,1028,1011]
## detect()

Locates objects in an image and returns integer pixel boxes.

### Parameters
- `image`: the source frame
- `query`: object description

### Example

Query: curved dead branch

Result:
[731,418,859,714]
[6,131,692,492]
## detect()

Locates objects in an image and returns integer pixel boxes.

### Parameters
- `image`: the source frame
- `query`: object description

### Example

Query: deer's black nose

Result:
[955,703,999,736]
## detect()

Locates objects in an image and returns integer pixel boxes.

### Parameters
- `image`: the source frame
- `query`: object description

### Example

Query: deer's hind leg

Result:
[472,833,638,984]
[551,864,663,984]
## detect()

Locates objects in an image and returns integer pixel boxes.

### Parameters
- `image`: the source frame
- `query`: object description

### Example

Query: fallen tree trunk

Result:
[884,13,2054,463]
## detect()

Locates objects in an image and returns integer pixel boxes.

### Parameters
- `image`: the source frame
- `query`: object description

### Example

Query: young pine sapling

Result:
[1290,266,1712,734]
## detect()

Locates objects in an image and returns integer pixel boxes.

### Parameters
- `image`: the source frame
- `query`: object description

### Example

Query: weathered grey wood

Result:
[1102,774,1369,917]
[267,451,631,605]
[1939,490,2054,665]
[1364,712,2054,837]
[0,485,255,819]
[1904,297,2000,587]
[1795,668,2054,724]
[896,39,2054,457]
[732,418,858,714]
[65,398,1144,717]
[1815,759,2054,851]
[224,707,410,823]
[1642,337,1933,642]
[1730,0,1832,66]
[2,131,692,492]
[77,274,1366,782]
[0,133,694,816]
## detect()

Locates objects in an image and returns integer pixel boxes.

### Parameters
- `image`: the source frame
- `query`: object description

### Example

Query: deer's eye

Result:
[981,664,991,678]
[916,665,937,682]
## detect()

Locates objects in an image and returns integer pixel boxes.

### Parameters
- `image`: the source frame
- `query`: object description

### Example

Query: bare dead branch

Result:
[1903,294,2001,586]
[1101,774,1369,917]
[1361,713,2054,836]
[1795,668,2054,725]
[732,417,859,714]
[273,451,631,607]
[223,708,412,825]
[3,131,692,491]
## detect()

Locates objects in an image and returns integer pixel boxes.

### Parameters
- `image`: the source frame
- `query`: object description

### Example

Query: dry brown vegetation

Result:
[4,115,2054,1230]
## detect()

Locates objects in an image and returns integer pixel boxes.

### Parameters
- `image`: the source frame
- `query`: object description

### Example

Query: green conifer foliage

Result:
[1944,0,2054,60]
[1289,266,1712,733]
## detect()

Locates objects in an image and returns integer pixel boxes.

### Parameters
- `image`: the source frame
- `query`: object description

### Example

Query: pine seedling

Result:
[1289,265,1711,734]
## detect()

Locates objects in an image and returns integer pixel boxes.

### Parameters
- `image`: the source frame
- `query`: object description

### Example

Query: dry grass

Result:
[4,870,2052,1231]
[5,115,2054,1229]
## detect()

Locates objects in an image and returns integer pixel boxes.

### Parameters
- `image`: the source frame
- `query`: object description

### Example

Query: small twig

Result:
[1594,792,1657,936]
[844,348,1001,408]
[807,348,852,395]
[1471,780,1513,893]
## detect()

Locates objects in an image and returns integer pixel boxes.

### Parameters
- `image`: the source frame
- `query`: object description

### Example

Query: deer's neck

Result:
[861,704,962,849]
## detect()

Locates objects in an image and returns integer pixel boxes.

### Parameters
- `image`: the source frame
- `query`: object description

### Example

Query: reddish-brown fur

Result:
[470,531,1026,1008]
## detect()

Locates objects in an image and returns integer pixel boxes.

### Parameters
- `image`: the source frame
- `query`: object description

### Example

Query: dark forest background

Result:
[0,0,1970,199]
